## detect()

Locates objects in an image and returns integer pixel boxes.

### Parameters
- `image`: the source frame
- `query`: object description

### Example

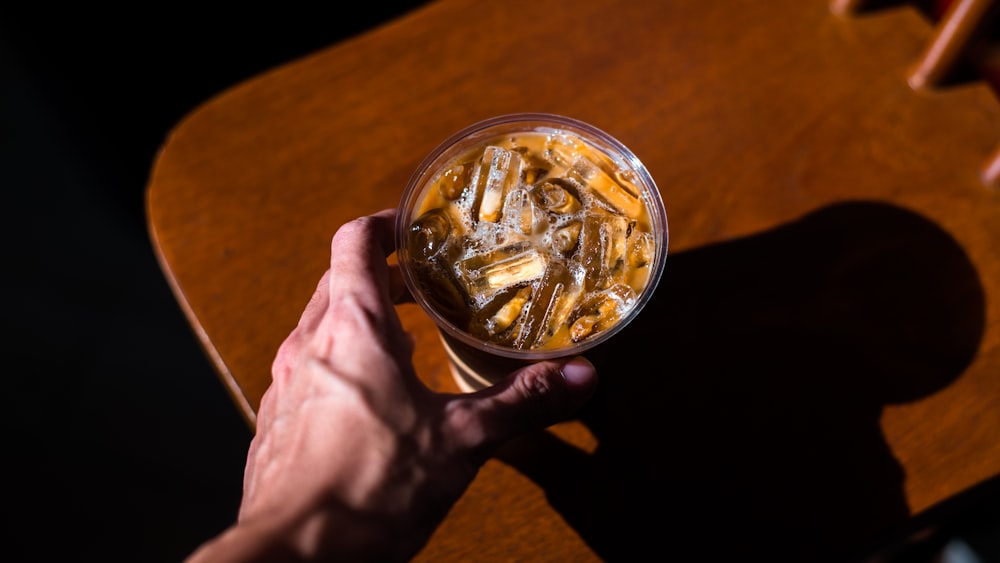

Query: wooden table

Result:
[147,0,1000,560]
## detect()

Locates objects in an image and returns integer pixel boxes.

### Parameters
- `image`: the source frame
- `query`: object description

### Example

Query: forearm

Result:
[184,518,309,563]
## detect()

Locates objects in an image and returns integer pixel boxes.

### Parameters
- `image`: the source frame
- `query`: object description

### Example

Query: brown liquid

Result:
[405,130,657,352]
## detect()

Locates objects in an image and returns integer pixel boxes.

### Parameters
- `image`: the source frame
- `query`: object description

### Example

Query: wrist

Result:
[188,499,401,563]
[184,517,307,563]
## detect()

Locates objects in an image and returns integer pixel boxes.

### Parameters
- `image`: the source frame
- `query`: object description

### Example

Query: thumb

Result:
[446,356,598,457]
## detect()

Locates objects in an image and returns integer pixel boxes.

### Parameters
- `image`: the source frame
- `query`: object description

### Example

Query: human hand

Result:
[186,208,598,562]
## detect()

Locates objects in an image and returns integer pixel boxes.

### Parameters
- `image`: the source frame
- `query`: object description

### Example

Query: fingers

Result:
[273,209,413,387]
[298,269,333,332]
[444,357,599,458]
[328,209,398,304]
[287,208,398,342]
[327,208,418,306]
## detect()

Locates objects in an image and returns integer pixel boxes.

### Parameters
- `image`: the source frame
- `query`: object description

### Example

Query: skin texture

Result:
[185,208,598,562]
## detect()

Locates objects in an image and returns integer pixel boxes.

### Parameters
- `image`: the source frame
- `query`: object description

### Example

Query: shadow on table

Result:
[497,200,986,562]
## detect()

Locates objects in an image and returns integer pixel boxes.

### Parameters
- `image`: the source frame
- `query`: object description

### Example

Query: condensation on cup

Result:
[396,113,669,392]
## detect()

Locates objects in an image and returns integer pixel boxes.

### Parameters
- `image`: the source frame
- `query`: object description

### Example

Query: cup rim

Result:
[396,112,669,360]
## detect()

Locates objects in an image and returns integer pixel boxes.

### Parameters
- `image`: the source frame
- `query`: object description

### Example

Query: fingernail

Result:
[561,356,597,390]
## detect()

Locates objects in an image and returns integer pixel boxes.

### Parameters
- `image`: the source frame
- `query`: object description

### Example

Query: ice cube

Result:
[529,281,569,348]
[459,242,548,299]
[438,160,475,201]
[474,146,523,223]
[503,187,543,236]
[568,284,636,343]
[547,133,643,218]
[458,240,530,272]
[517,146,553,186]
[628,231,655,269]
[523,261,580,349]
[551,220,582,255]
[413,258,471,328]
[522,166,549,185]
[580,212,631,291]
[468,285,527,346]
[407,208,453,263]
[486,286,532,336]
[531,178,582,215]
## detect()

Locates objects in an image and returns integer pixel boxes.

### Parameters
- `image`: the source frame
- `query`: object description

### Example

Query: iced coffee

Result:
[397,114,668,367]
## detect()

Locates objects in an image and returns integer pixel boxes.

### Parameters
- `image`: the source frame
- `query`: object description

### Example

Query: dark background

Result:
[2,4,427,561]
[2,2,997,562]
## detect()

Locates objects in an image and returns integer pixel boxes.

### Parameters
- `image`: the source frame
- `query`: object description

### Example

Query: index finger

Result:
[328,208,399,307]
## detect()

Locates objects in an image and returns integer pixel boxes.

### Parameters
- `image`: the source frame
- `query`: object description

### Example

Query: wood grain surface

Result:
[147,0,1000,560]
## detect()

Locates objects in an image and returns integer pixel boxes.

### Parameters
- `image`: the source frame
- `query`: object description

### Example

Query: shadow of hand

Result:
[497,200,985,562]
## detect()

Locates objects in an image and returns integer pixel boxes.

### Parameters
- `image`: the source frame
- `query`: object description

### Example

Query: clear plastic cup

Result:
[396,113,668,391]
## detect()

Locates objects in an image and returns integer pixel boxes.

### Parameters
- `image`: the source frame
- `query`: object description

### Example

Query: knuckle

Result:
[513,364,566,416]
[517,367,555,399]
